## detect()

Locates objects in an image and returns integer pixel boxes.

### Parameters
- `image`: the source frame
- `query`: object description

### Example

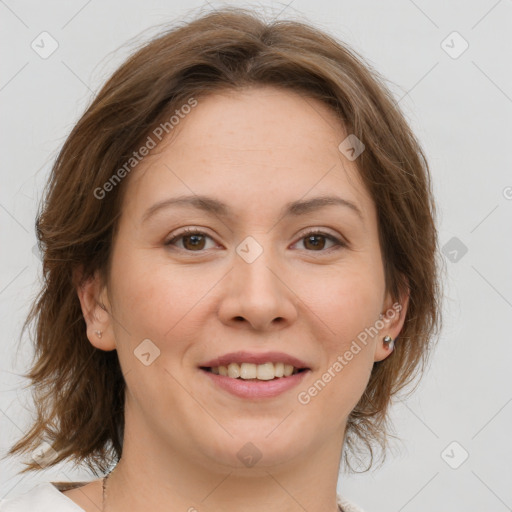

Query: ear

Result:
[373,281,410,363]
[73,265,116,351]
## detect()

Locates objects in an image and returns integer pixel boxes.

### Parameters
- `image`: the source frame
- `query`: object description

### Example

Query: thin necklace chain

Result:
[102,471,111,512]
[102,471,343,512]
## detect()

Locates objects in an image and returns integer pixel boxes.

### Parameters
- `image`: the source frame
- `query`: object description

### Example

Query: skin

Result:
[69,85,409,512]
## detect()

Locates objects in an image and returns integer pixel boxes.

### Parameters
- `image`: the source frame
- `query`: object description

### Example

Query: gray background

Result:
[1,1,511,510]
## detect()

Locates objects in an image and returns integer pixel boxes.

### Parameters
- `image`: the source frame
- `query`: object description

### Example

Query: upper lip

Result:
[200,351,310,369]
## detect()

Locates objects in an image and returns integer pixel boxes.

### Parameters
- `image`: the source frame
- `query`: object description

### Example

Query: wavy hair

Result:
[6,6,442,476]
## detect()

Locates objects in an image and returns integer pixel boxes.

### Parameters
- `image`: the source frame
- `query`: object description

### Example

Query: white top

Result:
[0,482,365,512]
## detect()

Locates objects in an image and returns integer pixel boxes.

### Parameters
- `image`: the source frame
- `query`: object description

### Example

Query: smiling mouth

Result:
[200,362,309,381]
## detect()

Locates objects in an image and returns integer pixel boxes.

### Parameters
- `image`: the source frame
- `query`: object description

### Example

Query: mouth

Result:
[200,362,309,381]
[199,363,311,399]
[198,351,312,398]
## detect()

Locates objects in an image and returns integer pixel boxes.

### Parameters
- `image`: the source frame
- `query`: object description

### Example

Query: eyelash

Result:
[164,227,347,253]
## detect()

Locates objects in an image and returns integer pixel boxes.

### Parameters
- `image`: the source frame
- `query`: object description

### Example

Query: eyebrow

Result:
[142,194,364,223]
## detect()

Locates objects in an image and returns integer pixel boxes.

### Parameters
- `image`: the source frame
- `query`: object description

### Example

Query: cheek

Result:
[304,264,384,344]
[109,247,218,350]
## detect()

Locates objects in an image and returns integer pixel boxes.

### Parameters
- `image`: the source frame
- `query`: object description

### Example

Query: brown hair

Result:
[6,6,442,476]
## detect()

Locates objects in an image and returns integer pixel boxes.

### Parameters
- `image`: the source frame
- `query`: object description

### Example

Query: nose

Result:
[217,242,299,332]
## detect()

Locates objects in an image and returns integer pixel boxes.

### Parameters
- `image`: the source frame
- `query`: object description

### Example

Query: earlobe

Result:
[374,285,410,362]
[74,267,116,351]
[382,335,394,351]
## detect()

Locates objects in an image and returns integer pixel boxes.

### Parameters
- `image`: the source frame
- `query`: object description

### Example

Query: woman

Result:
[2,6,441,512]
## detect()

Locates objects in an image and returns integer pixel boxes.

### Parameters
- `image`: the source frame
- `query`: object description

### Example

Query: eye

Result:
[293,229,346,252]
[165,228,217,252]
[165,228,347,253]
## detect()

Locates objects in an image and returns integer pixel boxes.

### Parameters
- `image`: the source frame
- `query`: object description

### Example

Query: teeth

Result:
[208,362,301,380]
[274,362,284,378]
[227,363,240,379]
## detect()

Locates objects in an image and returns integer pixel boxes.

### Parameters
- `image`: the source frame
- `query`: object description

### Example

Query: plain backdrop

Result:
[1,1,511,511]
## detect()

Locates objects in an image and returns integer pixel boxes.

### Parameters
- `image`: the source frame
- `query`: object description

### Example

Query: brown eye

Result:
[165,229,215,251]
[182,233,206,250]
[297,231,345,252]
[303,234,327,250]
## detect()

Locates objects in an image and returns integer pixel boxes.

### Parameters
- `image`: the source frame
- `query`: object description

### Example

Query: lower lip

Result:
[200,368,310,399]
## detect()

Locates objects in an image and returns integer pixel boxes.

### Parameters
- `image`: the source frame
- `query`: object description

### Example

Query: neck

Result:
[103,417,345,512]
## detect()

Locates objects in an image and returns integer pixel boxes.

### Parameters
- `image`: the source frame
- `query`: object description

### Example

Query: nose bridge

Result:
[235,234,282,299]
[219,233,298,329]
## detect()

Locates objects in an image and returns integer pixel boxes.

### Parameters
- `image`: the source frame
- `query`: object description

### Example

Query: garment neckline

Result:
[46,481,352,512]
[47,481,89,511]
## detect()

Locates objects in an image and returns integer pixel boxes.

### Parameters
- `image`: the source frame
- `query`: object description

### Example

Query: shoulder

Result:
[0,482,87,512]
[337,493,366,512]
[2,484,363,512]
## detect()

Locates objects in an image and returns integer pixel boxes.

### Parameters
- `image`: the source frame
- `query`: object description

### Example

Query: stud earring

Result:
[383,335,394,350]
[95,330,103,339]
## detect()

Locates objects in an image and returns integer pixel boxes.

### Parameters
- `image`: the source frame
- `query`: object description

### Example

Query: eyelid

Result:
[295,227,347,244]
[165,227,219,248]
[165,227,348,252]
[292,228,348,251]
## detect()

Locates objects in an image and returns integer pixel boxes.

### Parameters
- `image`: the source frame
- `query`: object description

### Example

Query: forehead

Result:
[121,86,373,223]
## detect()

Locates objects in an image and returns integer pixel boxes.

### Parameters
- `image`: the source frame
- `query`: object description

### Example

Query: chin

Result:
[198,428,308,471]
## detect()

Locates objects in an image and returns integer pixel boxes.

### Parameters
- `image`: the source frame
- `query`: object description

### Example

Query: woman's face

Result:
[82,86,407,471]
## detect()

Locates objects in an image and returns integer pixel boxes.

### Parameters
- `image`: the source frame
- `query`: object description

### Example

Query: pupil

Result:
[184,234,205,250]
[305,235,324,250]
